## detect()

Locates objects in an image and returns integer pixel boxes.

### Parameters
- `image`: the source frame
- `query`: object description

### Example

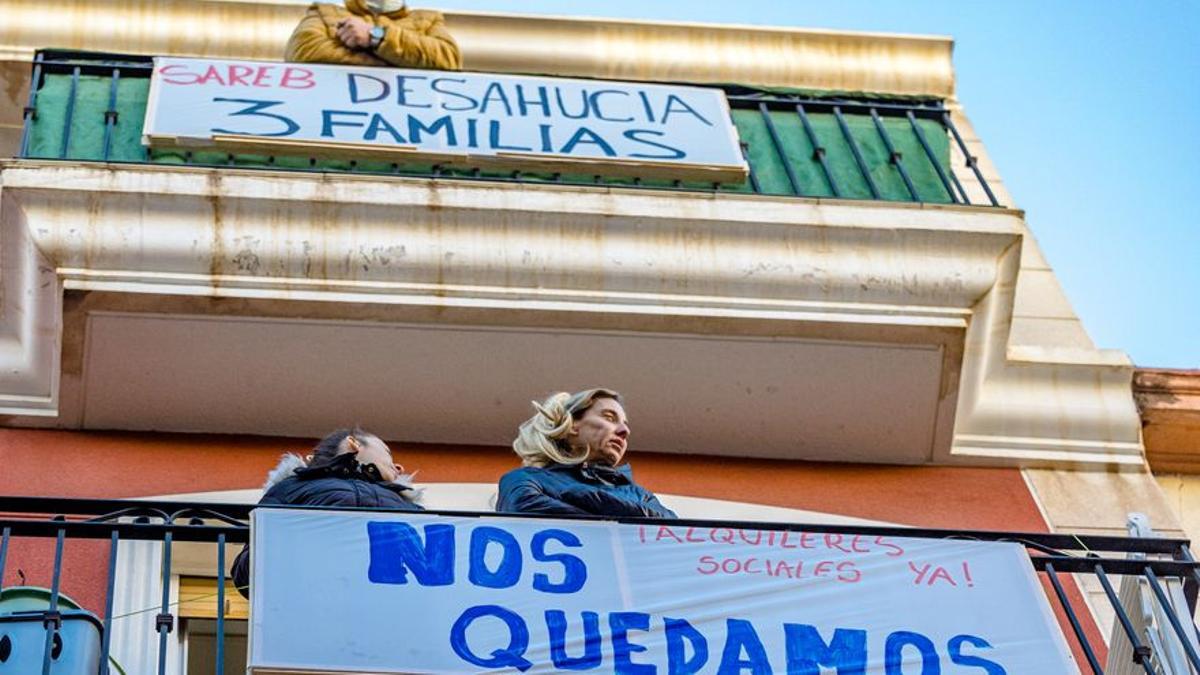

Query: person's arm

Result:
[230,546,252,599]
[637,489,678,519]
[497,474,591,515]
[229,487,289,599]
[558,488,660,518]
[374,12,462,71]
[284,6,382,66]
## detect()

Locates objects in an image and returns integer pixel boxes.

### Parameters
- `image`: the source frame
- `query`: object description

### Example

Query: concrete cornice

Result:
[0,161,1146,468]
[1136,368,1200,473]
[0,0,955,97]
[0,161,1012,324]
[1137,368,1200,396]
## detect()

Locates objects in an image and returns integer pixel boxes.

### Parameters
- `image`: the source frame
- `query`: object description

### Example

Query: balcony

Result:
[0,48,1139,470]
[0,496,1197,674]
[15,50,1000,207]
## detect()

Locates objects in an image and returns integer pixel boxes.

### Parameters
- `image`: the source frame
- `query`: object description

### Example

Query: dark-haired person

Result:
[285,0,461,71]
[231,428,422,597]
[496,388,677,518]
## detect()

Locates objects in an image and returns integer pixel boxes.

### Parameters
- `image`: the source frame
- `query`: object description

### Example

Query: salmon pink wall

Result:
[0,428,1101,661]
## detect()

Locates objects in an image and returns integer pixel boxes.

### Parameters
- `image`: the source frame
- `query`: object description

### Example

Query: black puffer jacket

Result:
[231,452,422,597]
[496,462,676,518]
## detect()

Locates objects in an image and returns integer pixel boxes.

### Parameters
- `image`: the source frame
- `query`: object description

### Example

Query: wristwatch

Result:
[368,26,386,51]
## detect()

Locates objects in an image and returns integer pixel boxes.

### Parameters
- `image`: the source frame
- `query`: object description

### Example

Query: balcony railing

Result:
[15,50,1002,206]
[0,495,1196,674]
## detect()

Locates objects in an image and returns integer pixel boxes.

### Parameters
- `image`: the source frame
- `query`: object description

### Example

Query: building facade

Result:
[0,1,1190,672]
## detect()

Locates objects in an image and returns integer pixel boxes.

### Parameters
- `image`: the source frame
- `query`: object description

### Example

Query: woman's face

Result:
[568,397,631,466]
[347,434,402,482]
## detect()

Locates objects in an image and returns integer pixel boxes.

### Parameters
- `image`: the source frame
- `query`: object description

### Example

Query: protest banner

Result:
[143,57,748,183]
[247,509,1077,674]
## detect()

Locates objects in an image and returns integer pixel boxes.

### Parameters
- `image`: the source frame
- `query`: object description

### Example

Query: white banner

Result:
[143,57,747,183]
[248,509,1078,674]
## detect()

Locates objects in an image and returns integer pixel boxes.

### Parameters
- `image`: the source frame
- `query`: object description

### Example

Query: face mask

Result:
[364,0,405,13]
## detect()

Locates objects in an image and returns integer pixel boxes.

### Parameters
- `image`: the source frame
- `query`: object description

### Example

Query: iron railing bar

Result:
[12,150,979,204]
[757,102,803,196]
[85,506,172,524]
[869,107,919,201]
[1023,540,1080,557]
[948,167,971,205]
[18,52,44,158]
[101,68,121,161]
[216,533,226,675]
[99,530,119,675]
[0,520,247,544]
[1143,566,1200,669]
[740,142,761,194]
[1044,562,1105,674]
[8,515,1197,574]
[27,52,154,78]
[942,111,1000,206]
[906,110,958,204]
[41,526,66,675]
[0,496,255,519]
[1178,544,1200,614]
[157,530,174,675]
[59,66,81,159]
[169,507,247,529]
[729,96,948,118]
[1094,565,1155,675]
[20,58,956,121]
[2,156,744,195]
[795,103,842,197]
[833,106,881,199]
[1030,556,1200,577]
[0,496,1195,554]
[0,526,9,593]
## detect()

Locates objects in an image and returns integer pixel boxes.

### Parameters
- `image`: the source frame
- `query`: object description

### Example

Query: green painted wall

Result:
[23,72,953,203]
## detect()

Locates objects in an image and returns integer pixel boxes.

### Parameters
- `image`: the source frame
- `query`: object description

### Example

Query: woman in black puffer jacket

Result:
[231,428,422,597]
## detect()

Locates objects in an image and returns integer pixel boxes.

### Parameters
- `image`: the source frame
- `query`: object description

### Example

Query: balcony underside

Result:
[0,161,1141,466]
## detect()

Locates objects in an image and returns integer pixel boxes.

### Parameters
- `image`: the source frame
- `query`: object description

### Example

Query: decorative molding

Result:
[0,160,1145,466]
[0,180,61,415]
[948,241,1141,466]
[0,0,954,97]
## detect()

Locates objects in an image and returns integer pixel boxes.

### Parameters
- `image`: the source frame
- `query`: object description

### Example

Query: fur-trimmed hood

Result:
[263,453,424,505]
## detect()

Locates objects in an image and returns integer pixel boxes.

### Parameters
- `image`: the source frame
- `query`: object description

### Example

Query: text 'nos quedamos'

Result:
[365,520,1021,673]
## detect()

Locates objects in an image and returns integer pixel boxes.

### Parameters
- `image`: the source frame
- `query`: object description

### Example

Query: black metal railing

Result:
[15,50,1002,207]
[0,495,1197,674]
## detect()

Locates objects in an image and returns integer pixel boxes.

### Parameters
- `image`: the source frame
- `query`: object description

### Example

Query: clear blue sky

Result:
[414,0,1200,367]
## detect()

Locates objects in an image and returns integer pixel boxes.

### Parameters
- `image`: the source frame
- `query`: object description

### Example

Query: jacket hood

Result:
[263,453,424,505]
[344,0,409,17]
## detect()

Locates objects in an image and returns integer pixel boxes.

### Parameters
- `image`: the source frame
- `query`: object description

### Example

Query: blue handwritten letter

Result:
[784,624,867,675]
[366,521,455,586]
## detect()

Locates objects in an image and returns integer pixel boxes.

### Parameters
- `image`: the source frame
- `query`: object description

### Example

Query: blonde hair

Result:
[512,388,623,468]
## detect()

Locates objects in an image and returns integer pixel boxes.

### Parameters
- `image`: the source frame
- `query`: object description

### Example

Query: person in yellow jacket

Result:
[285,0,462,71]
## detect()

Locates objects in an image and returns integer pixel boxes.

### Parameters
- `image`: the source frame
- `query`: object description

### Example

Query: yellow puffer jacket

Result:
[285,0,462,71]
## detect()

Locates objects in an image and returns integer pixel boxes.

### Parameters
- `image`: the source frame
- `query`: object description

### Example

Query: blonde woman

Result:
[496,388,676,518]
